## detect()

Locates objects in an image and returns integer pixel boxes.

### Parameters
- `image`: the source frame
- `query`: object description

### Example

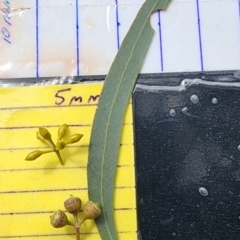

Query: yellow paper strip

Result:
[0,83,137,239]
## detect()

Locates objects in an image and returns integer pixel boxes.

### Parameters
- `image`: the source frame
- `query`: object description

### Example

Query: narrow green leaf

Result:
[87,0,172,239]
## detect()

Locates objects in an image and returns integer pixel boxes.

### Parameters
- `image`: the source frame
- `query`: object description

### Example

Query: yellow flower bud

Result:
[56,141,66,150]
[64,195,81,214]
[25,150,44,161]
[36,131,45,142]
[65,134,83,145]
[50,210,69,228]
[83,201,101,220]
[58,123,68,140]
[39,127,52,140]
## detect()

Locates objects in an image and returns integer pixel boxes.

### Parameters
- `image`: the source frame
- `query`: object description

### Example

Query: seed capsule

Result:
[50,210,69,228]
[83,201,101,220]
[64,195,82,214]
[25,150,44,160]
[58,123,68,140]
[66,134,83,145]
[39,127,52,140]
[56,141,66,150]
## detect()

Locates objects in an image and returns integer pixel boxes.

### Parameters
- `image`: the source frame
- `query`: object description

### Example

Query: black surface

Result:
[133,71,240,240]
[3,70,240,239]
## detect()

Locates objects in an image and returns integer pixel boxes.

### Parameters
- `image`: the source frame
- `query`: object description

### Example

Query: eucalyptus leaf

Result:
[87,0,172,239]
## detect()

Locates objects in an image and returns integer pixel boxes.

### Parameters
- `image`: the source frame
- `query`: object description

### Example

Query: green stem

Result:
[78,218,86,225]
[75,227,80,240]
[42,150,54,154]
[54,150,64,165]
[75,228,80,240]
[48,138,56,149]
[38,137,52,148]
[73,213,78,223]
[67,221,75,227]
[73,213,80,240]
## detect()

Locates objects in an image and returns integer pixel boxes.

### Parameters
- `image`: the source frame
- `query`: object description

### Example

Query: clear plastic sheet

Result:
[1,0,240,79]
[0,75,105,87]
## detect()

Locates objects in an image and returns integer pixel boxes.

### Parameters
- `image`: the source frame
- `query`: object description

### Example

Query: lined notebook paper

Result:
[0,83,137,239]
[1,0,240,79]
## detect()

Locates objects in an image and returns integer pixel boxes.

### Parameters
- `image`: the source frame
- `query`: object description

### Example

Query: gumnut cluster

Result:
[50,195,101,240]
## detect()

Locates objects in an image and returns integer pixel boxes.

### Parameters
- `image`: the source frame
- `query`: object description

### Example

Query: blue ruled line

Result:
[239,0,240,21]
[36,0,39,77]
[157,10,164,72]
[196,0,204,71]
[115,0,120,49]
[76,0,80,75]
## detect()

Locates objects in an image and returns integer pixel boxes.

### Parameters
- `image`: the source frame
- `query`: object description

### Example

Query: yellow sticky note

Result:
[0,83,137,240]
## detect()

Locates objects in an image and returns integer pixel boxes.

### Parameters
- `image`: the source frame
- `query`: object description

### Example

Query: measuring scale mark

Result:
[76,0,80,75]
[35,0,39,78]
[196,0,204,71]
[239,0,240,23]
[115,0,121,49]
[158,10,164,72]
